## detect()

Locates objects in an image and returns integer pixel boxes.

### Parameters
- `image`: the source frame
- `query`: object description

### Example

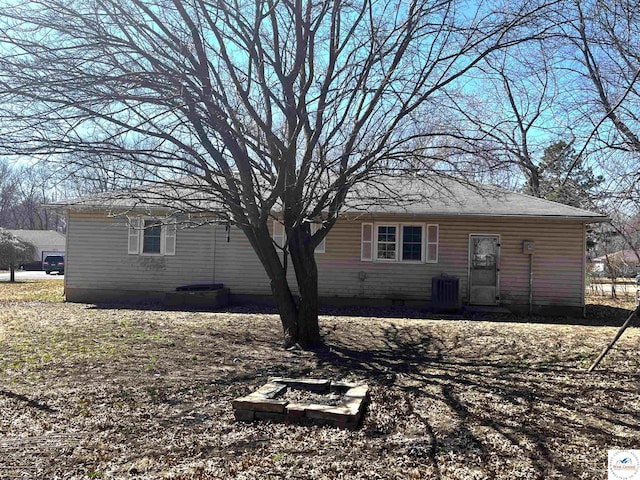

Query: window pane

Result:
[376,225,396,260]
[404,226,422,242]
[403,244,421,260]
[402,226,422,261]
[377,242,396,259]
[143,221,162,254]
[378,226,396,242]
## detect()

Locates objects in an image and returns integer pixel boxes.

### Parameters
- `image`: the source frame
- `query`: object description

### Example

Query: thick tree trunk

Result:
[288,226,321,348]
[269,270,299,348]
[524,166,541,197]
[9,265,15,282]
[240,221,321,349]
[240,222,302,348]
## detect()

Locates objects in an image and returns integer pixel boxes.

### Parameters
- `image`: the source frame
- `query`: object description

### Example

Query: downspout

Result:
[523,240,534,315]
[212,223,217,284]
[528,254,533,316]
[63,209,69,299]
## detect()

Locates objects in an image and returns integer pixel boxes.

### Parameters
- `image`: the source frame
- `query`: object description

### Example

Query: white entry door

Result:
[469,235,500,305]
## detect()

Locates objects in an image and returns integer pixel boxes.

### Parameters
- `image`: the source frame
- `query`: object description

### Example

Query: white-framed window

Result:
[376,225,398,261]
[401,224,423,261]
[142,219,162,254]
[311,224,326,254]
[361,222,438,263]
[272,220,326,253]
[127,217,177,256]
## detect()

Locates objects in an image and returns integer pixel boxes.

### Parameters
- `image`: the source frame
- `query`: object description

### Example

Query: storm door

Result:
[468,235,500,305]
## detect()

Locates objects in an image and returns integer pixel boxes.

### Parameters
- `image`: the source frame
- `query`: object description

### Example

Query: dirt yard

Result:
[1,281,639,479]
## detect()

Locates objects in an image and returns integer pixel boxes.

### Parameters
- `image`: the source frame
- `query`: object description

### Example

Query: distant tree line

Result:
[0,160,66,232]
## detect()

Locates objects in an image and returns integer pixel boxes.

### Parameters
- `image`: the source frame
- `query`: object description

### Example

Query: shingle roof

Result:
[48,175,607,221]
[345,176,607,220]
[7,230,66,245]
[592,249,640,263]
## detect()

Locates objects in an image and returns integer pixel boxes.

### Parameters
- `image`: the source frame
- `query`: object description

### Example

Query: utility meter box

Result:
[522,240,535,255]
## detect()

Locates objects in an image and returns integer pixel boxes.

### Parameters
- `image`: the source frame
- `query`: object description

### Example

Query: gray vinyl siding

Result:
[66,211,587,308]
[212,226,270,294]
[65,212,217,296]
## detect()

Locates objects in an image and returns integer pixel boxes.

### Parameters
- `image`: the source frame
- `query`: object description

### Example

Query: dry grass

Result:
[1,282,639,479]
[0,279,65,303]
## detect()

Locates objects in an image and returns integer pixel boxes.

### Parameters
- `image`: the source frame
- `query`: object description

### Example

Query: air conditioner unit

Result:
[431,275,459,312]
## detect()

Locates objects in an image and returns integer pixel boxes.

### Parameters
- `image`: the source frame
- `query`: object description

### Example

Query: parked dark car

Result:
[43,255,64,275]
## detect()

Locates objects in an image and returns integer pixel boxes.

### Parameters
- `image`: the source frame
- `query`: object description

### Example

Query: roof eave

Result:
[48,203,610,223]
[353,211,610,222]
[44,203,174,213]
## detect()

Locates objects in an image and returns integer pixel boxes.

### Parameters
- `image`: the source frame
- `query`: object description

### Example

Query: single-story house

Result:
[7,229,66,268]
[591,249,640,277]
[51,177,607,315]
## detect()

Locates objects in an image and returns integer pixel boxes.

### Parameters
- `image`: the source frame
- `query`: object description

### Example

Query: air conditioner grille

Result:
[431,276,459,312]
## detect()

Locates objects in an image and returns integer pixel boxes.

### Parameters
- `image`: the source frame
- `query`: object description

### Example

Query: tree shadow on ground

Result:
[86,301,428,319]
[475,303,637,327]
[583,303,638,326]
[0,389,56,413]
[3,301,637,479]
[87,301,639,327]
[313,323,638,479]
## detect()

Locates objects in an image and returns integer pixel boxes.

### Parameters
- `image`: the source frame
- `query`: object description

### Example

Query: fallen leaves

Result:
[0,290,639,479]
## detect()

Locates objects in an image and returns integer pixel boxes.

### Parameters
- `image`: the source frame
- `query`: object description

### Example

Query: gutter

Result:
[342,211,610,222]
[47,202,610,223]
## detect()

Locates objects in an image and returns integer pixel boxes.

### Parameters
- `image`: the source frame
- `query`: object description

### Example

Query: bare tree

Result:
[54,138,166,197]
[0,159,66,231]
[0,0,553,347]
[441,38,581,194]
[0,159,19,228]
[13,163,66,231]
[558,0,640,207]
